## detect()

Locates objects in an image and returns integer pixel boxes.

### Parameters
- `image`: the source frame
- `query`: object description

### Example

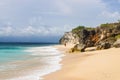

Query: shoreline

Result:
[0,45,63,80]
[44,45,120,80]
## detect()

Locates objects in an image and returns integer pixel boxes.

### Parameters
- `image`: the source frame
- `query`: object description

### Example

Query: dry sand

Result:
[44,45,120,80]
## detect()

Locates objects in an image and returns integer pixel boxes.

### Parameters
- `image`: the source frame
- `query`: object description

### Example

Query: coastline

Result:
[44,45,120,80]
[0,45,63,80]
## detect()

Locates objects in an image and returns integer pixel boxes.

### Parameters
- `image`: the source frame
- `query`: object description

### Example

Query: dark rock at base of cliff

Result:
[113,39,120,48]
[96,36,116,50]
[96,42,111,50]
[70,44,86,53]
[96,37,116,47]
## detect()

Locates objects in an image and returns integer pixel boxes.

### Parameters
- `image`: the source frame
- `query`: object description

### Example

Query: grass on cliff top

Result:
[72,26,95,33]
[72,26,85,33]
[100,22,120,29]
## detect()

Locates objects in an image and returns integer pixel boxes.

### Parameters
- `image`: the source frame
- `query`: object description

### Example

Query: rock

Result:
[96,36,116,50]
[71,44,86,52]
[60,22,120,52]
[96,37,116,46]
[96,42,111,50]
[59,32,79,45]
[79,29,89,44]
[78,29,96,47]
[113,39,120,48]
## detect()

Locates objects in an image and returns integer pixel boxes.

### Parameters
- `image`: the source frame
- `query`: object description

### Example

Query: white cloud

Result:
[101,11,120,19]
[0,24,73,37]
[0,26,13,36]
[53,0,106,16]
[0,0,120,39]
[54,0,72,15]
[29,16,42,25]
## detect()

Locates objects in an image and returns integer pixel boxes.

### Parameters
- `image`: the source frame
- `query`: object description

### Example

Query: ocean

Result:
[0,43,64,80]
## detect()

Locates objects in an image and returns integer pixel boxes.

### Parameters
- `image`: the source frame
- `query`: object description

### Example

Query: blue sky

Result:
[0,0,120,42]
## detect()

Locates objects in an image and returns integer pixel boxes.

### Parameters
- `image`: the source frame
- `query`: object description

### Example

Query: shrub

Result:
[72,26,85,33]
[100,23,109,28]
[86,27,95,31]
[115,34,120,39]
[72,26,94,33]
[100,23,118,29]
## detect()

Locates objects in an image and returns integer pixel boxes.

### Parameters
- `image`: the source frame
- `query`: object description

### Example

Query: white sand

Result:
[44,45,120,80]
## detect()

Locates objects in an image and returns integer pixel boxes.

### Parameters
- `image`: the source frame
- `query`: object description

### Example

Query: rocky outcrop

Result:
[113,39,120,48]
[59,32,79,45]
[96,42,111,50]
[96,37,116,49]
[60,22,120,52]
[70,44,86,53]
[78,29,96,47]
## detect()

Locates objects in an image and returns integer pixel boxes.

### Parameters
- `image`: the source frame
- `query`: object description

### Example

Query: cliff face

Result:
[60,22,120,52]
[59,32,79,45]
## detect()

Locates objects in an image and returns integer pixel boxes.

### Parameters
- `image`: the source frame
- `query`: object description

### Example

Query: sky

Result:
[0,0,120,42]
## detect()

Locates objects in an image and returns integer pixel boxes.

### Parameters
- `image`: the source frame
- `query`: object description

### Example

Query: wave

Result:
[7,46,64,80]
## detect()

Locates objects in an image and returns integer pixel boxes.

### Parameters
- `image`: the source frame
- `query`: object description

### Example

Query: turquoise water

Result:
[0,46,28,63]
[0,43,63,80]
[0,43,57,64]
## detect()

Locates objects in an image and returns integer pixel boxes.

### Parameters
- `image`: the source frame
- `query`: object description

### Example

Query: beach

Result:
[44,45,120,80]
[0,44,63,80]
[1,44,120,80]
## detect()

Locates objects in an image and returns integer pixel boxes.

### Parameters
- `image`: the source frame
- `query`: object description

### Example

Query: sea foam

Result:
[8,46,64,80]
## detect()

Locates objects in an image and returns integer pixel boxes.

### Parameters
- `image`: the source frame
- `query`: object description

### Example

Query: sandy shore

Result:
[44,45,120,80]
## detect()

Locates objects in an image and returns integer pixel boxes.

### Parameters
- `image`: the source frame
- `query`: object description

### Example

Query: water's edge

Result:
[0,45,64,80]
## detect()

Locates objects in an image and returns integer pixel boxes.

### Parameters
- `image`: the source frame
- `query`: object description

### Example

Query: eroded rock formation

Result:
[60,22,120,52]
[59,32,79,45]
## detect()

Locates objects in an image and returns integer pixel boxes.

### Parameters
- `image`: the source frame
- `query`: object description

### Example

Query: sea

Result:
[0,43,64,80]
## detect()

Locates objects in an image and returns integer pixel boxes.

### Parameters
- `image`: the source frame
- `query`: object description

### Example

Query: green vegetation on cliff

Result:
[72,26,85,33]
[100,22,120,29]
[72,26,94,34]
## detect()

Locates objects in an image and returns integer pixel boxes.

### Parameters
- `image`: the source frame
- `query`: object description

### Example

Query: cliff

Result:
[60,22,120,52]
[59,32,79,45]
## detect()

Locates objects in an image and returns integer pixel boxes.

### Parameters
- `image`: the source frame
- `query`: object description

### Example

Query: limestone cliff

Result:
[60,22,120,52]
[59,32,79,45]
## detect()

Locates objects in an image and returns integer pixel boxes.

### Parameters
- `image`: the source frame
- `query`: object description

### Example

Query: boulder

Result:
[96,37,116,48]
[70,44,86,52]
[113,39,120,48]
[96,42,111,50]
